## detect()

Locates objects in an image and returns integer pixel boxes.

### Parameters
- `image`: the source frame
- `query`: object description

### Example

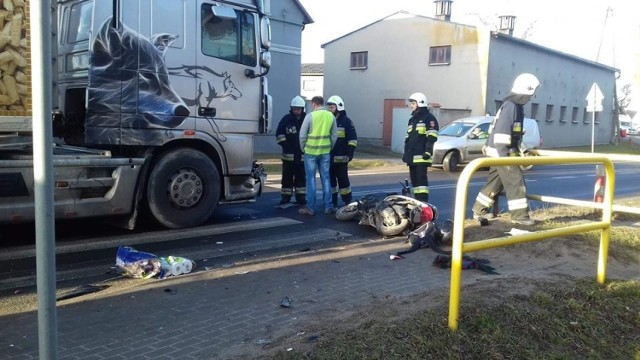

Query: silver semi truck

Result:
[0,0,272,229]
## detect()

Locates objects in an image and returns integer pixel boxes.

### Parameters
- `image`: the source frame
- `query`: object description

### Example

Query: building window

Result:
[350,51,368,69]
[571,107,579,123]
[530,103,539,119]
[429,45,451,65]
[494,100,503,114]
[559,106,567,123]
[583,109,589,123]
[545,105,554,122]
[302,80,315,91]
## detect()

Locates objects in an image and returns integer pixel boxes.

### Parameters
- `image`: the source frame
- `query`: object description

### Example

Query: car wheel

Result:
[443,151,459,172]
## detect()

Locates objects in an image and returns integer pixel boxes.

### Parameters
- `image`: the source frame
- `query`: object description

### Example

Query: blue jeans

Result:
[304,153,332,211]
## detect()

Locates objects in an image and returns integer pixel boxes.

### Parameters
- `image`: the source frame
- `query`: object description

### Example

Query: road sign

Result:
[586,83,604,112]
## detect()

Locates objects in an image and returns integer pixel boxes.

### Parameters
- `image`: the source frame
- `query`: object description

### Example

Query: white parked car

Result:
[432,115,542,172]
[620,120,635,135]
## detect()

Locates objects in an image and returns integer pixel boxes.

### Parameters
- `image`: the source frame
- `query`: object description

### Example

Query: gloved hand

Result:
[422,152,431,161]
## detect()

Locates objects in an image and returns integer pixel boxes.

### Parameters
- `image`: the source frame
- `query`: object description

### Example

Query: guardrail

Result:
[448,154,616,331]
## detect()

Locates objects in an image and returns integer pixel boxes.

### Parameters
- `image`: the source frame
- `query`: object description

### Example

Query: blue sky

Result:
[298,0,639,85]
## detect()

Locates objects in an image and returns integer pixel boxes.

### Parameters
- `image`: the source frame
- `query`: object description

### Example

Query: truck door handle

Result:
[198,107,216,117]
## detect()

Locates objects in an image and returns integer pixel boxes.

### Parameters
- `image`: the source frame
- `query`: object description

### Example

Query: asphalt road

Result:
[1,160,639,293]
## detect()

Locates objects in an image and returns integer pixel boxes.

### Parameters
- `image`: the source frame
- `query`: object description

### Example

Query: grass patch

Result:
[530,204,640,262]
[267,202,640,360]
[554,141,640,155]
[270,279,640,359]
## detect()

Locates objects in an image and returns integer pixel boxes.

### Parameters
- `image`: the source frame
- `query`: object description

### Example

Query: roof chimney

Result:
[434,0,452,21]
[498,15,516,36]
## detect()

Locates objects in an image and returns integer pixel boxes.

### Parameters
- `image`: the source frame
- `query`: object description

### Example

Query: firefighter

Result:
[327,95,357,207]
[402,92,439,202]
[472,73,541,225]
[275,96,307,205]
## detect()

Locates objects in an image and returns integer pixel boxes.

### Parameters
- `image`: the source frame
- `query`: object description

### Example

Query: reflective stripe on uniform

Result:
[493,133,511,145]
[281,153,294,161]
[426,129,439,138]
[348,140,357,147]
[508,198,528,211]
[339,186,352,195]
[484,146,500,158]
[333,155,350,163]
[413,186,429,195]
[281,187,293,195]
[337,127,346,138]
[412,154,432,164]
[416,123,427,134]
[475,192,494,207]
[276,134,286,143]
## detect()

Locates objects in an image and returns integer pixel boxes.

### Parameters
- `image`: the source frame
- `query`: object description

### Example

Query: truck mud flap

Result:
[0,173,29,197]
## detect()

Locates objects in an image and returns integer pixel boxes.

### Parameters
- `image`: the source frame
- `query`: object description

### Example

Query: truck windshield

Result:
[201,6,257,66]
[439,122,474,137]
[67,0,93,44]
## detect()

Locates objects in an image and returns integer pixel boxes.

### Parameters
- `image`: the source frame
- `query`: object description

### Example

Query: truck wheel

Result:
[147,148,220,229]
[443,152,459,172]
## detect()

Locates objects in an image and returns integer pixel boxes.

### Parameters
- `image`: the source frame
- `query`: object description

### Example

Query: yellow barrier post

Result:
[447,155,615,331]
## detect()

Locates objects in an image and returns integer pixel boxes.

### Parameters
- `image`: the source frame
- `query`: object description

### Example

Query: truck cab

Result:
[0,0,272,229]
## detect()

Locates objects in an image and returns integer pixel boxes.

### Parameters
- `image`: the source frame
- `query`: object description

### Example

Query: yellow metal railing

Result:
[448,155,615,331]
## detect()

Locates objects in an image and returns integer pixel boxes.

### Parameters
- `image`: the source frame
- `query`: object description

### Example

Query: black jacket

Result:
[402,108,439,165]
[485,99,524,158]
[330,110,357,163]
[275,110,306,162]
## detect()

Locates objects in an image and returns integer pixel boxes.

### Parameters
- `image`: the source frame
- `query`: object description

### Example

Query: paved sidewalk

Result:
[2,230,636,360]
[0,237,461,360]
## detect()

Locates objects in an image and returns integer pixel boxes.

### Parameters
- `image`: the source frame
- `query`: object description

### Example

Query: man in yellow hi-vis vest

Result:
[298,96,338,216]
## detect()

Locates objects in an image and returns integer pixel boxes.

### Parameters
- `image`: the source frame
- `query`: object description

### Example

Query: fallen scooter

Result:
[335,182,439,237]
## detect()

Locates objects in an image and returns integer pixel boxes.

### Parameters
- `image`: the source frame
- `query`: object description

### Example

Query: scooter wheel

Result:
[335,202,359,221]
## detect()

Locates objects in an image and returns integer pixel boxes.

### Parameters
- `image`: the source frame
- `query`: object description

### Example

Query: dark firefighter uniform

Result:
[330,111,357,207]
[402,108,439,202]
[275,109,306,205]
[472,100,529,218]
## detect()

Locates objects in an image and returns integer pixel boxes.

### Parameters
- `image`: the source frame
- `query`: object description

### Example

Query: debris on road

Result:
[280,296,292,308]
[115,246,195,279]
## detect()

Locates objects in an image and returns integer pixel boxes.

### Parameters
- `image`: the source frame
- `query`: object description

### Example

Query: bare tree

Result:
[617,83,632,114]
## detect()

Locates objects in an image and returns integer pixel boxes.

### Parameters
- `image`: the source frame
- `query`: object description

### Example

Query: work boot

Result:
[295,194,307,206]
[511,216,535,226]
[342,193,353,206]
[473,212,496,220]
[279,195,291,205]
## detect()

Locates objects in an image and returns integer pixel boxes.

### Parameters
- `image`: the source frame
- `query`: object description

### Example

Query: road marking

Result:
[0,217,303,261]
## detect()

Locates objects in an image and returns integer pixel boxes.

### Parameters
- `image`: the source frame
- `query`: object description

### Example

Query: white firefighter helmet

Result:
[511,73,540,96]
[290,96,305,108]
[408,92,428,107]
[326,95,345,111]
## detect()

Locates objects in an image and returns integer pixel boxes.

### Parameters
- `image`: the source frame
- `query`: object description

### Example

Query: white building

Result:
[321,3,618,149]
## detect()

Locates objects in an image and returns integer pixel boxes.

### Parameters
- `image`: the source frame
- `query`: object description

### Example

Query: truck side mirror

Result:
[210,4,237,20]
[260,17,271,49]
